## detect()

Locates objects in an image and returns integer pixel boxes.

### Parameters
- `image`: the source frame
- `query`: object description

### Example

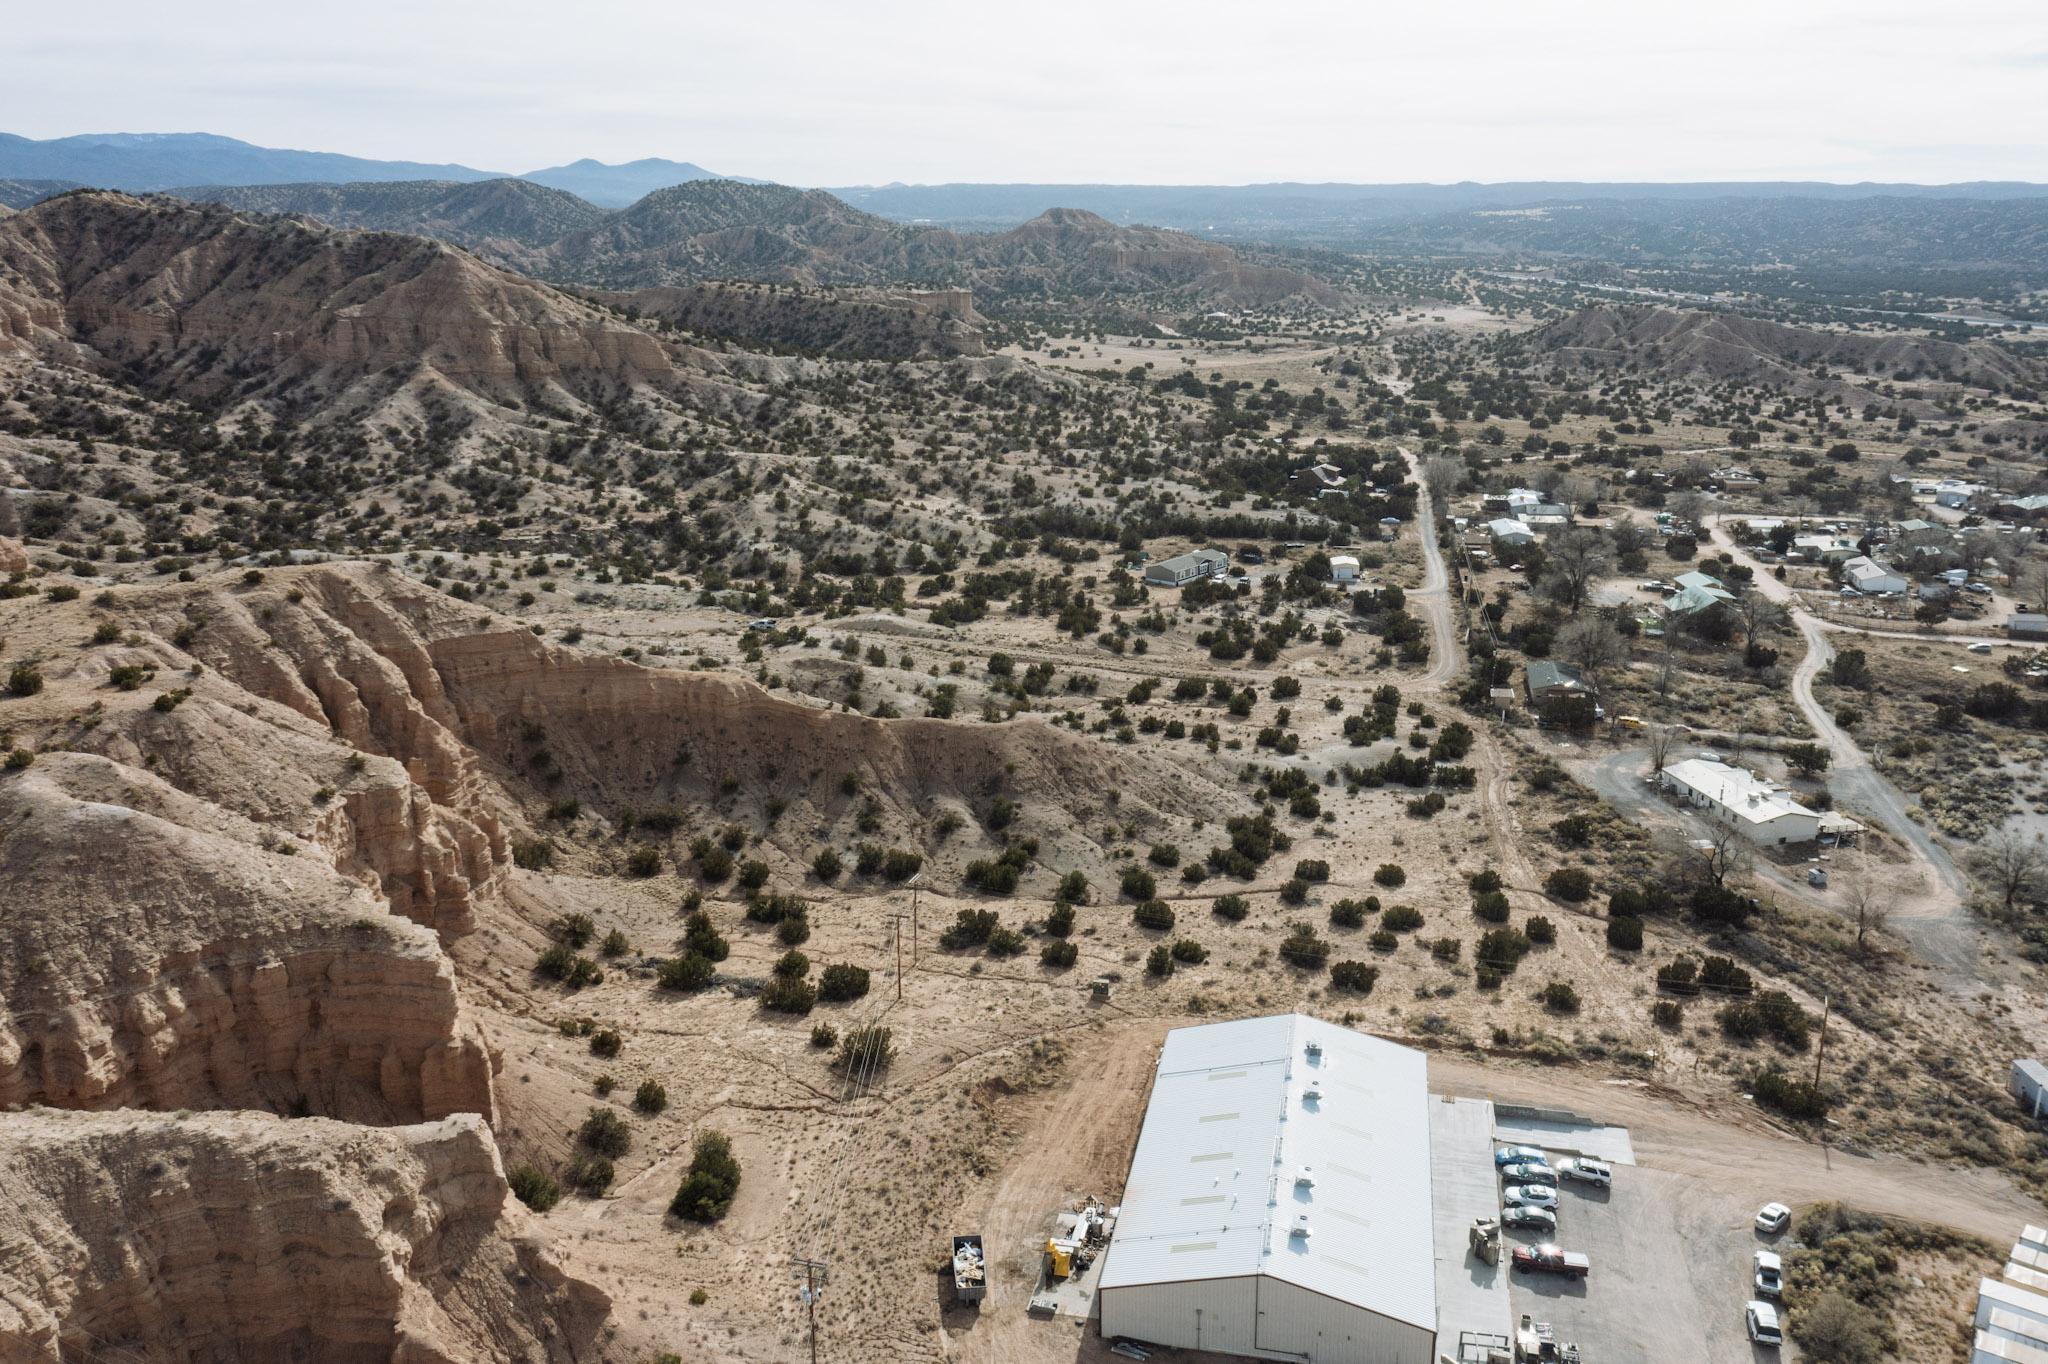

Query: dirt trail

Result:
[943,1021,1165,1364]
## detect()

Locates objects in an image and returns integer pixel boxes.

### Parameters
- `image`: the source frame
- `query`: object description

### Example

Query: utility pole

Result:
[907,871,922,966]
[886,910,907,1002]
[793,1257,829,1364]
[1811,992,1831,1089]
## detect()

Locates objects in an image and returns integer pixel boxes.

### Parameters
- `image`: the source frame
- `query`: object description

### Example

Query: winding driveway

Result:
[1702,521,1980,974]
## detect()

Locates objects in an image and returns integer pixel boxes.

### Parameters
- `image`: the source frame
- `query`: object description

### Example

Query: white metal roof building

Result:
[1098,1015,1437,1364]
[1659,758,1821,845]
[1974,1227,2048,1362]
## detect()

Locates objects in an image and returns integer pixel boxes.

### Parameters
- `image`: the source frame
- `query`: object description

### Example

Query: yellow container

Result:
[1045,1240,1072,1278]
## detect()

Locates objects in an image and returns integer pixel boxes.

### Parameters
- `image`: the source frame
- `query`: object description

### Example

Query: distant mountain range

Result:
[831,180,2048,232]
[0,134,749,208]
[520,157,760,207]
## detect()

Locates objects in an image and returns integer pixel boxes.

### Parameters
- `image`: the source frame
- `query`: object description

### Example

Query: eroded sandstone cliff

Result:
[0,753,495,1123]
[0,1108,608,1363]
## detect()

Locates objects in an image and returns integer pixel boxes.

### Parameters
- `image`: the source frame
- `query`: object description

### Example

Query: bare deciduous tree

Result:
[1838,849,1888,957]
[1556,614,1627,681]
[1539,528,1614,615]
[1972,827,2048,913]
[1735,589,1789,643]
[1647,724,1678,777]
[1421,456,1463,509]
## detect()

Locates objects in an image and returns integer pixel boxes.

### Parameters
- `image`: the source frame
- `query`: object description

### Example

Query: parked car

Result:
[1500,1205,1558,1233]
[1753,1250,1783,1297]
[1556,1157,1612,1188]
[1495,1145,1546,1167]
[1511,1243,1590,1278]
[1500,1162,1557,1187]
[1968,641,1993,654]
[1504,1184,1558,1209]
[1746,1300,1783,1347]
[1755,1203,1792,1235]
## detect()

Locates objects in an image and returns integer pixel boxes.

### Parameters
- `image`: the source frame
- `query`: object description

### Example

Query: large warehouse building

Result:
[1098,1014,1437,1364]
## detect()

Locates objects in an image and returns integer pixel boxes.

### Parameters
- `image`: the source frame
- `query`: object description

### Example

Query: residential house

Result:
[1143,549,1229,586]
[1664,570,1737,620]
[1525,660,1595,704]
[1995,494,2048,523]
[1523,502,1572,527]
[1792,533,1862,564]
[1658,759,1823,845]
[1292,462,1346,491]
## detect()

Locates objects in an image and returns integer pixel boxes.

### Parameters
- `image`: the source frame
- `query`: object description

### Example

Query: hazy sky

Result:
[9,0,2047,184]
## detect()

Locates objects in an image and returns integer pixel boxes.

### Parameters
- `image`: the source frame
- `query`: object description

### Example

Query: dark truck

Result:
[1511,1244,1590,1279]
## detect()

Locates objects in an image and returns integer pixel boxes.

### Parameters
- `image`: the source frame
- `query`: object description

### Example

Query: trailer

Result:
[951,1235,987,1305]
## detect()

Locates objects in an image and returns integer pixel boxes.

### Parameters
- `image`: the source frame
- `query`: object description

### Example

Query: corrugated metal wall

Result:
[1100,1276,1433,1364]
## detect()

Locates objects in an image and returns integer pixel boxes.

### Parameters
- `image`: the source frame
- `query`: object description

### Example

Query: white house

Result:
[1842,556,1907,595]
[1505,487,1544,512]
[1659,758,1822,845]
[1098,1015,1438,1364]
[1792,533,1862,564]
[1485,517,1535,547]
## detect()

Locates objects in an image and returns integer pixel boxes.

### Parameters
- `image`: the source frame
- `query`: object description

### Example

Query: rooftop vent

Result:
[1303,1082,1323,1102]
[1295,1167,1315,1187]
[1291,1213,1312,1238]
[1304,1040,1322,1059]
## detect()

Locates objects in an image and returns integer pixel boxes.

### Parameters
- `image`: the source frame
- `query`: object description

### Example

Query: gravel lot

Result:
[1503,1160,1791,1363]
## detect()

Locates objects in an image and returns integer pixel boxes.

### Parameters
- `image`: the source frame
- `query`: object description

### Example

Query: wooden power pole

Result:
[886,910,907,1002]
[793,1257,829,1364]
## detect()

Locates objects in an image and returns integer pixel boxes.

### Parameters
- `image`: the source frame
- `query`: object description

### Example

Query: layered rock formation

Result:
[0,1109,607,1363]
[0,190,700,406]
[0,754,495,1123]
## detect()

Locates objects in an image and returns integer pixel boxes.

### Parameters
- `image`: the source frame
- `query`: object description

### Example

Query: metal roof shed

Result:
[1098,1014,1437,1364]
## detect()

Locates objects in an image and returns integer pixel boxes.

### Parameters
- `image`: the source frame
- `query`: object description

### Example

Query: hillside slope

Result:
[1526,303,2046,396]
[545,181,1341,306]
[0,190,703,408]
[176,177,609,266]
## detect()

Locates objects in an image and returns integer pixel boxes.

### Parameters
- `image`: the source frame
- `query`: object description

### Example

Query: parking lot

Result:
[1493,1122,1789,1362]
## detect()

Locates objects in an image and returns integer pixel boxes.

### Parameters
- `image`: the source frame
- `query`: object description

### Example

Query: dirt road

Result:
[1399,445,1463,690]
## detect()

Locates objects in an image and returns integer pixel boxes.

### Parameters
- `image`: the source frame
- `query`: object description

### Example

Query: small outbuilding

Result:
[1329,554,1360,584]
[1842,556,1907,595]
[2015,1060,2048,1119]
[2009,614,2048,642]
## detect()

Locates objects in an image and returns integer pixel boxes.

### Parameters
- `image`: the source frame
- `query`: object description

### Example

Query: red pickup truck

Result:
[1511,1244,1590,1279]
